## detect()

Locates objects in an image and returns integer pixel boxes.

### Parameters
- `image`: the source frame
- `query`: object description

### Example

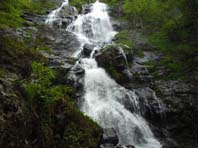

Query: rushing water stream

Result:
[46,0,162,147]
[45,0,69,25]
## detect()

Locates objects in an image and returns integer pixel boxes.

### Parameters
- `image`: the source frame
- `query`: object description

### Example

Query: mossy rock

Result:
[96,44,133,84]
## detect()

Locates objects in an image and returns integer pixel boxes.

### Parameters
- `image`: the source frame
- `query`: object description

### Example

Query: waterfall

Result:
[45,0,69,26]
[46,0,162,147]
[66,0,117,57]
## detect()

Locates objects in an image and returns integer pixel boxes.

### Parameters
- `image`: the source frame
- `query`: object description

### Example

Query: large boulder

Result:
[95,45,133,84]
[82,44,95,57]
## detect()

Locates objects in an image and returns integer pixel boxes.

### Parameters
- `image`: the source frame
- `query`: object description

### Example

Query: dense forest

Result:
[0,0,198,148]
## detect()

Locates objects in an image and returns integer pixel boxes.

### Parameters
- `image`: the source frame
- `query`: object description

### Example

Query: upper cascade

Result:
[66,0,117,50]
[45,0,69,25]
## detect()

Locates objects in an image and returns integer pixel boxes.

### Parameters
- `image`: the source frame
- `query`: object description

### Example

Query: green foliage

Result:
[106,65,122,80]
[149,32,173,52]
[0,0,30,28]
[27,0,58,15]
[135,49,144,57]
[24,62,72,106]
[23,62,102,147]
[123,0,161,28]
[0,35,43,75]
[0,0,57,28]
[115,30,133,47]
[149,32,198,80]
[62,105,102,148]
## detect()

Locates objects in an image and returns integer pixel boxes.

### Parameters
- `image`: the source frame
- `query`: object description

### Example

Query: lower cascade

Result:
[46,0,162,147]
[80,58,161,148]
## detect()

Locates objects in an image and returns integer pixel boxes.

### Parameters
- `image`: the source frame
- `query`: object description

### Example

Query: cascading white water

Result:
[45,0,69,25]
[69,1,161,147]
[66,0,117,57]
[46,0,162,147]
[80,58,161,147]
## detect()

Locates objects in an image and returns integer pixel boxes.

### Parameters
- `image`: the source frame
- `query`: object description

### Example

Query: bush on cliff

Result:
[23,62,102,148]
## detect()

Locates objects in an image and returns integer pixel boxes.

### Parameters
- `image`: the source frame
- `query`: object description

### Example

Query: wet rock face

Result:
[82,44,95,57]
[66,65,85,104]
[101,128,119,147]
[50,5,78,29]
[59,5,78,28]
[59,5,78,18]
[155,80,192,97]
[151,80,198,147]
[82,4,93,14]
[135,87,166,118]
[38,25,81,57]
[53,30,81,56]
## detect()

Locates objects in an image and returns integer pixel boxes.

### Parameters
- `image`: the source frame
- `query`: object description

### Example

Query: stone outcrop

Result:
[96,45,133,84]
[82,44,95,57]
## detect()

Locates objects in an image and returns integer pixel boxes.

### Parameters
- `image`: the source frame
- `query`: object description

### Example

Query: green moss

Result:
[0,0,30,28]
[26,0,58,15]
[115,30,134,47]
[105,65,122,80]
[0,36,44,75]
[0,68,7,77]
[135,49,144,57]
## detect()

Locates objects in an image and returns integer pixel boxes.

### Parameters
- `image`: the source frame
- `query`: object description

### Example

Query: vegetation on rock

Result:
[0,0,58,28]
[23,62,102,148]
